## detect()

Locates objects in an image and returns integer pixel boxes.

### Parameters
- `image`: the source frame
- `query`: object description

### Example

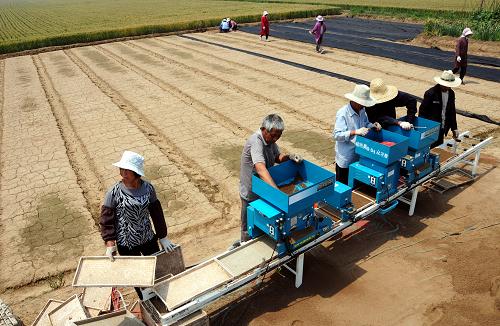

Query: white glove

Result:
[355,127,370,136]
[105,245,117,262]
[373,122,382,131]
[452,130,459,139]
[159,237,175,252]
[399,121,413,130]
[289,153,303,163]
[457,56,461,62]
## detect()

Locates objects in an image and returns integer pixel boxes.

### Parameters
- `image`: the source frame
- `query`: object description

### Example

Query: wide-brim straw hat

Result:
[370,78,398,104]
[434,70,461,87]
[113,150,145,176]
[345,84,377,107]
[316,15,324,22]
[263,11,269,16]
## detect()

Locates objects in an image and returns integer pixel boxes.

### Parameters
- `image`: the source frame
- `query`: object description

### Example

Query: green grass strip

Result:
[0,7,340,55]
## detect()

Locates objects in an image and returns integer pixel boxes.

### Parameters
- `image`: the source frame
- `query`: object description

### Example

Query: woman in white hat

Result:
[309,15,327,53]
[260,10,270,41]
[452,27,473,83]
[333,84,382,184]
[419,70,461,147]
[100,151,176,263]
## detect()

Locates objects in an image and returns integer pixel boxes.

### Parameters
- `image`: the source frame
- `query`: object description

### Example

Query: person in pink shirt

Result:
[309,15,327,53]
[260,11,270,41]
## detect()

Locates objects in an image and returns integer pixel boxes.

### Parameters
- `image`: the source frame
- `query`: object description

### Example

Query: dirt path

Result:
[0,29,498,325]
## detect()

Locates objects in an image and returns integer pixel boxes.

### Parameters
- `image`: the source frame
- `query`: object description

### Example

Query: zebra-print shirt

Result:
[103,181,157,249]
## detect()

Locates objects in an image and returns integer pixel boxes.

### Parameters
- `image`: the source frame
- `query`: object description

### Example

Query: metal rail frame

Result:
[147,135,493,325]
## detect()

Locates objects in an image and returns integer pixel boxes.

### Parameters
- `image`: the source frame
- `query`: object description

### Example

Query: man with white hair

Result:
[237,114,302,245]
[419,70,461,147]
[452,27,473,84]
[334,84,382,185]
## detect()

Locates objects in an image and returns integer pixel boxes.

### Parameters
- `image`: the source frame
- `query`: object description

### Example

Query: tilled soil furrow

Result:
[226,31,500,102]
[64,48,236,234]
[101,41,334,165]
[32,55,105,223]
[95,44,249,140]
[157,36,345,101]
[135,38,334,131]
[0,56,101,290]
[200,32,500,121]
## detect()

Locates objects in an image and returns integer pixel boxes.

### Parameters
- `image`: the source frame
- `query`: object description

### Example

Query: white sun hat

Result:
[462,27,473,36]
[113,151,145,176]
[370,78,398,104]
[345,84,377,107]
[434,70,462,87]
[316,15,324,22]
[263,11,269,16]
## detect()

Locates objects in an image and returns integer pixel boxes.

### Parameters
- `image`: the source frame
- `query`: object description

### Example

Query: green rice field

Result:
[0,0,335,54]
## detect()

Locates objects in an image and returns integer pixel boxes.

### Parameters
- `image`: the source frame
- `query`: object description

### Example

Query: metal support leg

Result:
[283,253,305,288]
[408,186,419,216]
[295,253,304,288]
[472,150,481,176]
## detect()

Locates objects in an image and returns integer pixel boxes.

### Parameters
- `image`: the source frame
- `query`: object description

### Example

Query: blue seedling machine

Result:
[348,129,409,202]
[247,160,353,256]
[387,116,441,184]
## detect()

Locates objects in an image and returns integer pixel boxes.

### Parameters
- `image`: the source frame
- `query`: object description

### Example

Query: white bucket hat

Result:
[434,70,461,87]
[370,78,398,104]
[345,84,377,107]
[462,27,473,37]
[316,15,324,22]
[263,11,269,16]
[113,151,145,176]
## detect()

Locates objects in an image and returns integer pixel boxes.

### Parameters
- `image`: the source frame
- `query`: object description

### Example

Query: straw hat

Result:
[316,15,324,22]
[370,78,398,104]
[113,151,145,176]
[345,84,377,107]
[263,11,269,16]
[434,70,461,87]
[462,27,473,37]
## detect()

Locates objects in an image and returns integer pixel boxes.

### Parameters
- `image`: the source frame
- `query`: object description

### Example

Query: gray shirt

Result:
[103,180,157,207]
[240,130,280,200]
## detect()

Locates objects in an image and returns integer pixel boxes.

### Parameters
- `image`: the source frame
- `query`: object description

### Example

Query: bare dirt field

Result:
[0,30,499,325]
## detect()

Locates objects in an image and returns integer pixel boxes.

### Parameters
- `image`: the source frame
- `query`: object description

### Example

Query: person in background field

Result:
[228,18,238,31]
[367,78,417,130]
[260,11,270,41]
[220,18,230,33]
[309,15,326,53]
[235,114,303,248]
[334,84,381,185]
[452,27,473,84]
[419,70,461,147]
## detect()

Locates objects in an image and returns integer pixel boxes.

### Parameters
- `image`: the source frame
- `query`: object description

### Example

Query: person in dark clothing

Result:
[419,70,461,147]
[367,78,417,130]
[452,27,473,83]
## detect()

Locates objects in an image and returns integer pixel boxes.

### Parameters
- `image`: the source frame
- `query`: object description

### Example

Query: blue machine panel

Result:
[252,160,336,215]
[324,181,352,208]
[355,129,409,165]
[387,116,440,150]
[247,199,282,241]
